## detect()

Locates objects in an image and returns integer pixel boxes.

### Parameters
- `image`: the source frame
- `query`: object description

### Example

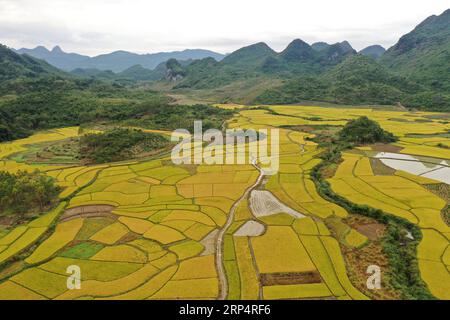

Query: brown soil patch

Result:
[370,158,396,176]
[260,271,322,286]
[0,261,25,281]
[0,216,15,227]
[353,223,386,241]
[414,119,433,123]
[342,215,401,300]
[118,232,140,244]
[60,205,116,222]
[346,215,386,237]
[371,144,403,153]
[388,118,410,123]
[289,125,314,133]
[322,163,339,179]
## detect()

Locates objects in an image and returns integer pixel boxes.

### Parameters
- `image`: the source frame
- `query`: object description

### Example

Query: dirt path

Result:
[216,161,265,300]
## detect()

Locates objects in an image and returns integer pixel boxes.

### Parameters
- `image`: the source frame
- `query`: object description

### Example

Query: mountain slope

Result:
[173,43,276,89]
[254,54,428,107]
[70,68,117,79]
[16,46,225,72]
[380,9,450,91]
[360,45,386,60]
[316,41,356,65]
[280,39,315,62]
[220,42,276,67]
[1,44,64,81]
[173,39,358,89]
[311,42,331,51]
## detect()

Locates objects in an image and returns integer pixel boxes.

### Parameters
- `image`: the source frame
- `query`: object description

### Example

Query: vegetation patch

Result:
[0,171,61,223]
[339,116,397,144]
[424,183,450,203]
[59,242,104,259]
[8,137,81,165]
[80,128,170,164]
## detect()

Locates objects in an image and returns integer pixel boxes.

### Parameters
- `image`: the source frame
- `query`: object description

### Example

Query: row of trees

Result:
[308,117,433,299]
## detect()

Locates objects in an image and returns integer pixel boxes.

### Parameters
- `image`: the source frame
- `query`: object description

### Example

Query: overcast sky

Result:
[0,0,448,56]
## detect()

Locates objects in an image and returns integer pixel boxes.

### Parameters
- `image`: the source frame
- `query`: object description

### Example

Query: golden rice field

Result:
[0,104,449,300]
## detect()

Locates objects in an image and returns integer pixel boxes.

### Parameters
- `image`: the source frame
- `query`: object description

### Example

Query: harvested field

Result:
[249,190,305,219]
[234,221,265,237]
[352,223,385,241]
[260,271,322,286]
[59,205,116,221]
[371,144,403,153]
[200,230,218,256]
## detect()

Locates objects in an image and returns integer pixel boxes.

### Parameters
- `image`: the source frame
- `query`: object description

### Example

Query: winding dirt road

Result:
[215,162,265,300]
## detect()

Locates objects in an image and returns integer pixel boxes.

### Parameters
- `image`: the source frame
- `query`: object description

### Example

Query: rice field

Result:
[329,152,449,299]
[0,105,449,300]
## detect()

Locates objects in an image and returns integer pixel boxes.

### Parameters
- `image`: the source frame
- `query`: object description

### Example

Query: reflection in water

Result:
[374,152,450,185]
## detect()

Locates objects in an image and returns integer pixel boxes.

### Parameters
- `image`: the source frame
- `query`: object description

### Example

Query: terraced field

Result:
[0,105,449,300]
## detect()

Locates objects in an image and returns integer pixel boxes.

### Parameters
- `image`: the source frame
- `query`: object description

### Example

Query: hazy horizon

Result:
[0,0,448,56]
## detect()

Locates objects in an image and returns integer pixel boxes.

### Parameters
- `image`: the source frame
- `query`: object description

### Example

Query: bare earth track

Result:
[216,162,265,300]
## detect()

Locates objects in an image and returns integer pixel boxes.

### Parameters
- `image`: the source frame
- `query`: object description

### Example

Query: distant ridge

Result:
[15,46,225,72]
[3,8,449,112]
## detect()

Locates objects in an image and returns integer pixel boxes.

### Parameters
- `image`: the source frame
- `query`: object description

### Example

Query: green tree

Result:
[339,116,397,144]
[0,170,61,216]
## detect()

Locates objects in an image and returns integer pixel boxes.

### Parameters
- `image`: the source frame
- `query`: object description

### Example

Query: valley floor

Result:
[0,104,449,300]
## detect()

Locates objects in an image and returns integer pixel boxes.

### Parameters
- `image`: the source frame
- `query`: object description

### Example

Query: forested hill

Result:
[2,8,449,122]
[0,44,233,143]
[253,54,440,109]
[380,9,450,91]
[164,9,450,111]
[0,44,65,81]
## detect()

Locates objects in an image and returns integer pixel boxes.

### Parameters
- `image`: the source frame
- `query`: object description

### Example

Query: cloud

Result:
[0,0,448,55]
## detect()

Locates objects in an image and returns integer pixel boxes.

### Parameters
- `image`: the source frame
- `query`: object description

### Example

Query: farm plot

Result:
[0,127,80,160]
[0,202,66,264]
[329,153,450,299]
[249,190,305,218]
[0,144,259,299]
[225,108,371,300]
[0,105,448,300]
